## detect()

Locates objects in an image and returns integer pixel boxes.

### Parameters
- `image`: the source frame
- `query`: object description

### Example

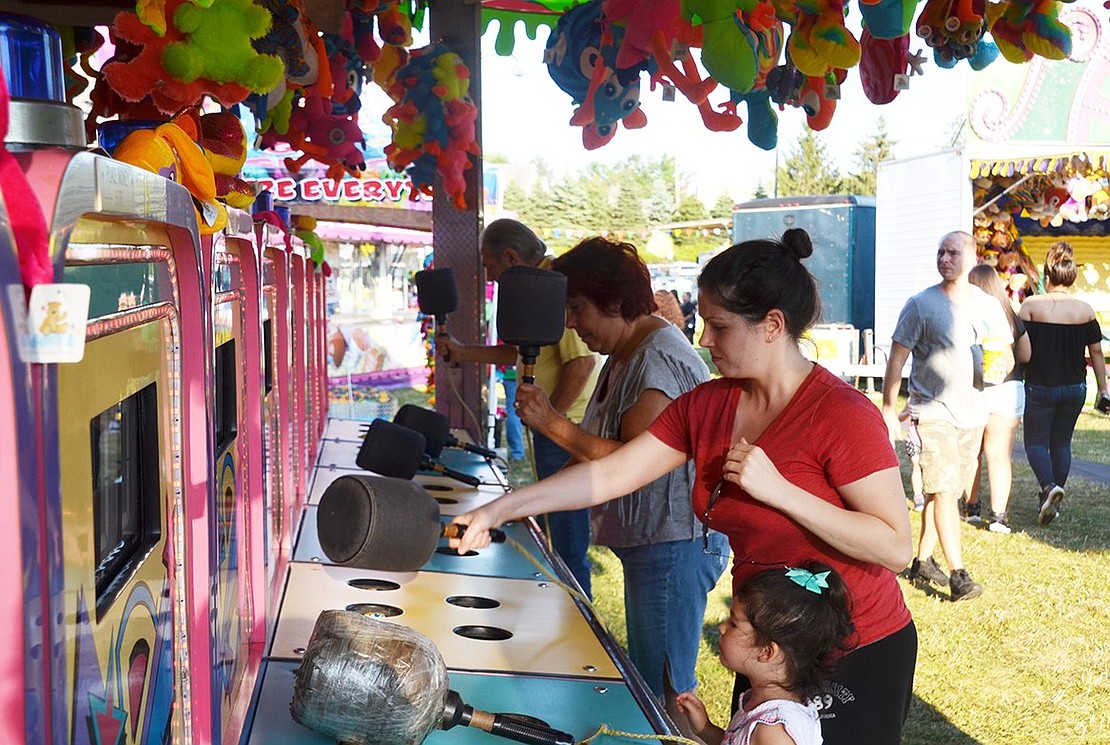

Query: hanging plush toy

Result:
[381,44,480,208]
[346,0,413,65]
[859,28,908,104]
[915,0,987,62]
[987,0,1071,63]
[261,94,366,181]
[601,0,691,81]
[545,0,647,149]
[293,215,326,265]
[101,0,282,116]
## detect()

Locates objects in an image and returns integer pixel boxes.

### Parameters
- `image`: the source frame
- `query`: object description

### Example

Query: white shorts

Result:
[983,379,1025,419]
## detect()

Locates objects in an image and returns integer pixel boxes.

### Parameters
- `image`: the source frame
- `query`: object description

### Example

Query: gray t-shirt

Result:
[582,324,710,547]
[893,284,1012,429]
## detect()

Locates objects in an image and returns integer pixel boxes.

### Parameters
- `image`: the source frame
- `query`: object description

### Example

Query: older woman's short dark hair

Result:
[552,237,655,321]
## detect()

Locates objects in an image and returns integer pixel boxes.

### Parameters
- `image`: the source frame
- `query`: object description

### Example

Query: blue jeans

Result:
[531,430,592,598]
[611,532,729,697]
[502,378,524,459]
[1023,383,1086,490]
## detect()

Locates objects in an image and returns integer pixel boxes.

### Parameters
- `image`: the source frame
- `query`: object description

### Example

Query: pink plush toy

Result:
[281,95,367,181]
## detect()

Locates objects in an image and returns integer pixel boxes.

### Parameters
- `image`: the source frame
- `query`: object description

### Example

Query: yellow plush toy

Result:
[114,121,228,234]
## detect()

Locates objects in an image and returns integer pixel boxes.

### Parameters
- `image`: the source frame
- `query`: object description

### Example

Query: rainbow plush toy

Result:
[987,0,1071,63]
[381,44,480,208]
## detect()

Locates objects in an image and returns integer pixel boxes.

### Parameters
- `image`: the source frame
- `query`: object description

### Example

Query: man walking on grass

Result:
[882,231,1013,601]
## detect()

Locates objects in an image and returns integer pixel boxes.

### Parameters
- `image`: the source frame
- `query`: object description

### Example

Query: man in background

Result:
[882,231,1012,602]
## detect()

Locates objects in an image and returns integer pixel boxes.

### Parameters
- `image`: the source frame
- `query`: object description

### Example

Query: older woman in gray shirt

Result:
[514,237,728,704]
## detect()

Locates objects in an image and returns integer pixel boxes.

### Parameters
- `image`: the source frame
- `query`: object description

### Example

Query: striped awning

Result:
[969,152,1110,179]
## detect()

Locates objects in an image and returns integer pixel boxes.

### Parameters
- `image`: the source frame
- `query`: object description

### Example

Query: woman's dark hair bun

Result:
[782,228,813,261]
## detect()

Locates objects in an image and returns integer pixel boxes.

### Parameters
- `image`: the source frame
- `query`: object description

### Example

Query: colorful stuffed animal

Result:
[347,0,412,64]
[293,215,325,265]
[114,120,228,234]
[252,0,320,86]
[859,28,908,104]
[545,0,647,149]
[857,0,918,39]
[681,0,761,95]
[162,0,285,91]
[602,0,693,81]
[987,0,1071,63]
[780,0,861,77]
[279,95,367,180]
[102,0,258,115]
[915,0,987,61]
[381,44,480,207]
[199,112,256,209]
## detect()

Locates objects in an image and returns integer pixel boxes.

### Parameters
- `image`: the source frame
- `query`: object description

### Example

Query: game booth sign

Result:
[246,154,433,395]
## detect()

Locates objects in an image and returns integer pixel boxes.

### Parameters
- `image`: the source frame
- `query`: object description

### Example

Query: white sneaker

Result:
[987,512,1012,534]
[1038,485,1064,525]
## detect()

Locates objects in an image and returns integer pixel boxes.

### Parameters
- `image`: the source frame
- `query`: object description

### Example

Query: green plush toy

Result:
[163,0,286,92]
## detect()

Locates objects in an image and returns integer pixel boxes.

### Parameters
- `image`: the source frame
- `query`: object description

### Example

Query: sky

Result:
[471,22,973,204]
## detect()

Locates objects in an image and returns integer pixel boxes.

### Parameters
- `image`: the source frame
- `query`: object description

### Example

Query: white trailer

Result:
[874,149,974,354]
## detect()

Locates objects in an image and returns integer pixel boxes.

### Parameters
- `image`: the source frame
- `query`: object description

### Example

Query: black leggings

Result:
[732,620,917,745]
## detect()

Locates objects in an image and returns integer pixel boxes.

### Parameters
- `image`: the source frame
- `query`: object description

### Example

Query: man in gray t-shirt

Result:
[882,231,1012,602]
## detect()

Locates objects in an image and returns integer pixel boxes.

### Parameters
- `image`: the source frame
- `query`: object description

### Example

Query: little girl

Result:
[676,562,856,745]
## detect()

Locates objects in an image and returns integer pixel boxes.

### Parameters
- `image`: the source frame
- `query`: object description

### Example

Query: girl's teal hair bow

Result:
[785,567,830,594]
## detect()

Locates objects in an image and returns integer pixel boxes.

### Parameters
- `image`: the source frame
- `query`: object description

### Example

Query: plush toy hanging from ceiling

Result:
[258,93,367,180]
[987,0,1072,63]
[545,0,647,149]
[380,43,481,208]
[652,1,783,149]
[346,0,413,65]
[246,0,334,129]
[100,0,285,118]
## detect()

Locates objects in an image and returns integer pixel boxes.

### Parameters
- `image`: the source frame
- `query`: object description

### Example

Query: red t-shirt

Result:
[649,364,911,647]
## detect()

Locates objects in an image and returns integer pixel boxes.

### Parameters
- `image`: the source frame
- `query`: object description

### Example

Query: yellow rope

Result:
[577,723,702,744]
[505,536,592,607]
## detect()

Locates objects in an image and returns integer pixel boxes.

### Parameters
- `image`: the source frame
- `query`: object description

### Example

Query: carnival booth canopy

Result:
[0,0,1083,217]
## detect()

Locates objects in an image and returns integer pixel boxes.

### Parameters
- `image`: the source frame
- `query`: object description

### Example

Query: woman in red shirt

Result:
[451,228,915,745]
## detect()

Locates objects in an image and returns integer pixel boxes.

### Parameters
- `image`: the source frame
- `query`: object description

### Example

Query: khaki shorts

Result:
[916,419,984,498]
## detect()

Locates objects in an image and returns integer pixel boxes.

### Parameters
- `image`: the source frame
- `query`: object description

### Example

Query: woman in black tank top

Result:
[1017,242,1108,526]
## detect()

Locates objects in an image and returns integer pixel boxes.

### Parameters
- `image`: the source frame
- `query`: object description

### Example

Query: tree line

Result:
[499,119,898,260]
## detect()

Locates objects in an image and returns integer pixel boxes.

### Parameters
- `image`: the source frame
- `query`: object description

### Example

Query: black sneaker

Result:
[1038,485,1064,525]
[987,511,1011,534]
[949,568,983,601]
[961,499,982,524]
[909,557,949,588]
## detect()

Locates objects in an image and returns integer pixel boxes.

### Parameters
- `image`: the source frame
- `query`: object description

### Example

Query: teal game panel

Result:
[243,661,667,745]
